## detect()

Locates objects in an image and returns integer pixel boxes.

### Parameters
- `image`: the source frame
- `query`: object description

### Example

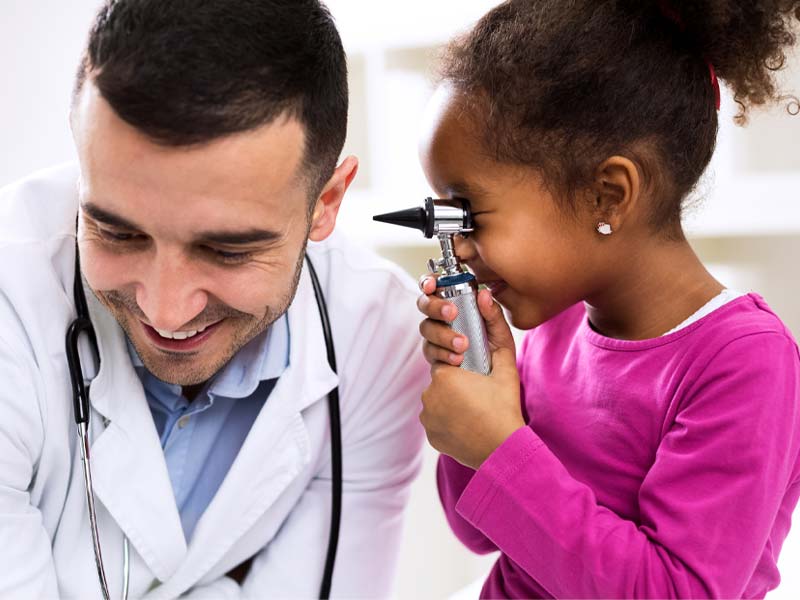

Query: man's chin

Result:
[130,345,217,385]
[104,296,282,386]
[122,318,230,386]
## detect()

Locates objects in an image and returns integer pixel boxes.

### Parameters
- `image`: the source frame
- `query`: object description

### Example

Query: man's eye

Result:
[98,228,137,242]
[208,248,253,264]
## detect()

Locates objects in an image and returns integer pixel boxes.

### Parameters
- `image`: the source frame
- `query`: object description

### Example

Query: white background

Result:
[1,1,799,598]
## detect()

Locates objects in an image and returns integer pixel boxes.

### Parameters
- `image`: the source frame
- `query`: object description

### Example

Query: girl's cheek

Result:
[476,239,517,276]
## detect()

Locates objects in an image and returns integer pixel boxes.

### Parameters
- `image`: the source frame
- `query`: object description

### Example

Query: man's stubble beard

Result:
[87,238,309,387]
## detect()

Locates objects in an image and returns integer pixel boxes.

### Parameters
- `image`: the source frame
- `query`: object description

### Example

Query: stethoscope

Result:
[65,242,342,599]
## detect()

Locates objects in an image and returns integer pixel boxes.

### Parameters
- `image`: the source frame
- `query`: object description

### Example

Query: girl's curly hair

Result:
[440,0,800,235]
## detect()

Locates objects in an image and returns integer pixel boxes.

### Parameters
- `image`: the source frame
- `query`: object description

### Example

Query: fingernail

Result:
[449,353,461,364]
[453,337,466,351]
[442,306,454,320]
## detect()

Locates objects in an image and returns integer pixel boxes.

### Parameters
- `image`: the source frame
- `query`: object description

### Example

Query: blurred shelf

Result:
[685,174,800,239]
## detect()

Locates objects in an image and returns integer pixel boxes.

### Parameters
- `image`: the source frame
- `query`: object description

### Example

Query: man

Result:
[0,1,427,597]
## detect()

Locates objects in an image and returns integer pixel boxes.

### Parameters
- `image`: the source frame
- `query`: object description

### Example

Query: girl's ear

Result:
[591,156,641,234]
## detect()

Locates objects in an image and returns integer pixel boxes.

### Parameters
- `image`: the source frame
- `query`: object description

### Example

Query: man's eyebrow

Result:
[81,202,282,246]
[194,229,282,246]
[81,202,143,231]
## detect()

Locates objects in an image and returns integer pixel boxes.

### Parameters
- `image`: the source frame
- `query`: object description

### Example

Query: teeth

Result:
[154,328,199,340]
[150,322,215,340]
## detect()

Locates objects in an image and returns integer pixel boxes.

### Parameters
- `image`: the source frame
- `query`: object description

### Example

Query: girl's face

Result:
[418,85,609,330]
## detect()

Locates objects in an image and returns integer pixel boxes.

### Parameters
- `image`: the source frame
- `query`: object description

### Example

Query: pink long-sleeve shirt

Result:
[438,293,800,598]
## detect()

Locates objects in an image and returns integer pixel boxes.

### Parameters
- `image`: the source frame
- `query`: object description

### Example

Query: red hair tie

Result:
[657,0,721,111]
[706,60,721,111]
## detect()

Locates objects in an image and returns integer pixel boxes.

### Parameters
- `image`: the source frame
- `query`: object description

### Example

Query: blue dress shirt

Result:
[127,315,290,542]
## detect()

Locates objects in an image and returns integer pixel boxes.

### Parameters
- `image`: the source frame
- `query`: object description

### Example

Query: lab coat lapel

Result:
[155,262,339,594]
[82,283,188,582]
[289,258,341,410]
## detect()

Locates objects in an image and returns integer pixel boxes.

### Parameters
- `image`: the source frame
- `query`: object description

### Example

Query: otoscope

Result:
[374,198,492,375]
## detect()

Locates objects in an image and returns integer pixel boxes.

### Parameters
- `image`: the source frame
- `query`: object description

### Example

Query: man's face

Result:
[72,82,312,386]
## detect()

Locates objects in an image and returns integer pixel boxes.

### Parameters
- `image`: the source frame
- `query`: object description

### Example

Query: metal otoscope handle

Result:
[435,272,492,375]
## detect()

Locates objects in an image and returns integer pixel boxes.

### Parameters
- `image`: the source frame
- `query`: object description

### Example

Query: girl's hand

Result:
[416,276,526,469]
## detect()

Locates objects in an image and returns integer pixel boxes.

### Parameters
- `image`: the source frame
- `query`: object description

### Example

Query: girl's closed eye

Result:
[468,211,490,234]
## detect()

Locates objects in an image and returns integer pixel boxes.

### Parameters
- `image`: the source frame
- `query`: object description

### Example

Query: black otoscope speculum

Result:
[374,198,492,375]
[373,196,473,239]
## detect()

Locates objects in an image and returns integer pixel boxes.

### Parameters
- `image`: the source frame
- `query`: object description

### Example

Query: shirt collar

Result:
[127,313,290,400]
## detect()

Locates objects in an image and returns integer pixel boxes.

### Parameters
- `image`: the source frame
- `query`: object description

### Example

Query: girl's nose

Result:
[453,233,478,263]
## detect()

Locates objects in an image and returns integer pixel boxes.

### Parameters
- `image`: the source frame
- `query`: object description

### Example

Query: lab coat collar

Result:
[209,313,290,399]
[283,257,340,411]
[177,259,340,562]
[82,285,188,581]
[82,257,338,589]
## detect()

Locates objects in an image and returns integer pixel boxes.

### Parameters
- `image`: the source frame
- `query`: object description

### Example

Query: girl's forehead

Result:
[420,87,486,173]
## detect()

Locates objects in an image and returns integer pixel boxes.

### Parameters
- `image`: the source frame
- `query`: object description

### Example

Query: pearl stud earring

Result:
[597,222,612,235]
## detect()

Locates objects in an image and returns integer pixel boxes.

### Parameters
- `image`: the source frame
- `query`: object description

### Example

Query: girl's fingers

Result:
[422,340,464,367]
[477,288,516,353]
[418,274,438,295]
[417,292,458,322]
[419,318,469,353]
[417,275,454,320]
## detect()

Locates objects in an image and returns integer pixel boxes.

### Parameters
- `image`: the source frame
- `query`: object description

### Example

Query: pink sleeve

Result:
[454,333,800,598]
[436,455,498,554]
[434,332,537,554]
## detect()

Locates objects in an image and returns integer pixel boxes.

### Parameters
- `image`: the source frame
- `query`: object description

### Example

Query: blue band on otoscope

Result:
[436,272,476,288]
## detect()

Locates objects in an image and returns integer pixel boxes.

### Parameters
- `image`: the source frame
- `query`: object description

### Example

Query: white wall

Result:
[1,2,799,598]
[0,1,100,186]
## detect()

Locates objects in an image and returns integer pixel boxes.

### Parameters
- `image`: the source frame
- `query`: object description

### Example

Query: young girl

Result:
[415,1,800,597]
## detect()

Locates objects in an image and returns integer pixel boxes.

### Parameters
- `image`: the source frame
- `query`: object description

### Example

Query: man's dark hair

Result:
[74,0,348,199]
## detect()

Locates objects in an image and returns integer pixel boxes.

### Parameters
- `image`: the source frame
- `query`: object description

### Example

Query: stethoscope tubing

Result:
[305,256,342,599]
[68,246,130,600]
[77,421,126,600]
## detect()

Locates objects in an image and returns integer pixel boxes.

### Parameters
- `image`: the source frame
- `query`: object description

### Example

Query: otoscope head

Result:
[373,197,473,239]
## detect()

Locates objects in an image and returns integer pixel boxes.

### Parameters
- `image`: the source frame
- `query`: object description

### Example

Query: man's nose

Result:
[135,250,208,331]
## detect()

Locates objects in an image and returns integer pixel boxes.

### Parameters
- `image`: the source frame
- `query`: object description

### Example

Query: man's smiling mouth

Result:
[140,319,224,352]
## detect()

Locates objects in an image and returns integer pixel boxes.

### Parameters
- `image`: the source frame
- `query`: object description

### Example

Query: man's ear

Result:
[308,155,359,242]
[591,156,641,234]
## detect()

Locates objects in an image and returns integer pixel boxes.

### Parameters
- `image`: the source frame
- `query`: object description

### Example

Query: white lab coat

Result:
[0,164,429,599]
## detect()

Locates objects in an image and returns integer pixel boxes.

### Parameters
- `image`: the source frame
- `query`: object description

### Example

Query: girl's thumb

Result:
[477,288,516,357]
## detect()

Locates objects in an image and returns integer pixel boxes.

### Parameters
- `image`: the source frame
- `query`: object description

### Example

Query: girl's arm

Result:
[435,330,535,556]
[453,332,800,598]
[437,454,498,554]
